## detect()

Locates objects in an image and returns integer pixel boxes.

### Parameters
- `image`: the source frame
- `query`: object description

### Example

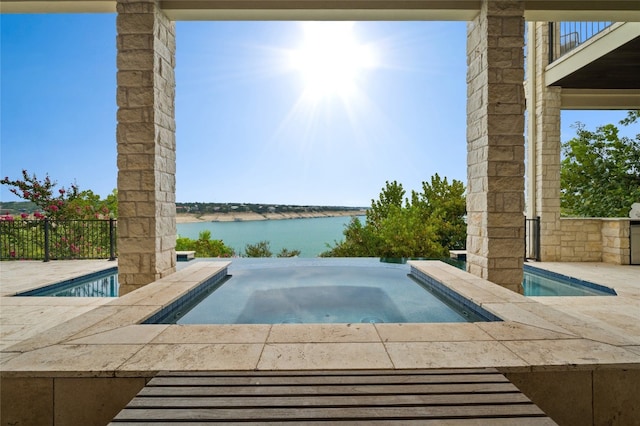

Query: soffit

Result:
[551,36,640,89]
[2,0,640,21]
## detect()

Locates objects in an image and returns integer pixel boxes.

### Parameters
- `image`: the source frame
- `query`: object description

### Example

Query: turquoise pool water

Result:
[443,259,616,296]
[154,258,497,324]
[18,267,119,297]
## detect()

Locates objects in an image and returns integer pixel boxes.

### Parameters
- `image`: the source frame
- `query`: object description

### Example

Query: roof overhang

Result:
[2,0,640,21]
[561,89,640,110]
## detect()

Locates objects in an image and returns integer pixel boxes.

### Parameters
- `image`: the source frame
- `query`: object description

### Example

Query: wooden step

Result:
[110,368,556,424]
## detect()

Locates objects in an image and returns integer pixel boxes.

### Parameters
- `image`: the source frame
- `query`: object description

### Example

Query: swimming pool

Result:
[148,258,498,325]
[17,267,119,297]
[522,264,616,296]
[443,259,616,296]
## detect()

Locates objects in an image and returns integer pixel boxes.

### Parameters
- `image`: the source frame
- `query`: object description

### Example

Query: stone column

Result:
[466,0,526,293]
[116,0,176,295]
[529,22,563,261]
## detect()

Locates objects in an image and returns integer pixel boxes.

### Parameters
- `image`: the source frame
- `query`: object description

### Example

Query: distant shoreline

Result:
[176,209,367,224]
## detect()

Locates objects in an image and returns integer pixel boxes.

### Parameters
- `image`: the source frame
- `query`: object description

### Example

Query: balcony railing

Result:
[0,218,117,261]
[549,21,614,62]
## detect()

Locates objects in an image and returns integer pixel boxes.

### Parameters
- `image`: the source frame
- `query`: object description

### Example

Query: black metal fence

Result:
[549,21,614,62]
[0,218,117,261]
[525,216,541,262]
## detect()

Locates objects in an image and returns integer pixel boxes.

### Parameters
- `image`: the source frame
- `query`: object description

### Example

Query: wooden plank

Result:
[113,404,548,421]
[111,419,557,426]
[158,368,502,377]
[138,382,522,396]
[126,392,534,408]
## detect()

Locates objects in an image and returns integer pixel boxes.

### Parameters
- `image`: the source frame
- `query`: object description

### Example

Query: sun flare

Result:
[290,22,377,100]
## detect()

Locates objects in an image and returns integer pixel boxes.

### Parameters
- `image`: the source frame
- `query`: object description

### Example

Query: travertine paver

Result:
[4,305,133,353]
[258,342,394,370]
[375,323,494,342]
[1,344,145,376]
[65,325,169,345]
[152,324,271,344]
[624,346,640,356]
[476,321,579,341]
[510,300,640,347]
[119,343,264,371]
[502,339,640,366]
[267,323,380,343]
[385,341,526,369]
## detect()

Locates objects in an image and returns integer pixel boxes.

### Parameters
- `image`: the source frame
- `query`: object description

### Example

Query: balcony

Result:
[546,21,640,91]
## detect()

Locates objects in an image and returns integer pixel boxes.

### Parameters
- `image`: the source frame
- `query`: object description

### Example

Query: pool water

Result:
[443,259,616,296]
[18,267,119,297]
[171,258,491,324]
[522,265,616,296]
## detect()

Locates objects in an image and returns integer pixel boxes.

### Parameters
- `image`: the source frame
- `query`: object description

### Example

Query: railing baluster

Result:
[44,218,50,262]
[109,218,116,261]
[1,218,117,261]
[549,21,614,63]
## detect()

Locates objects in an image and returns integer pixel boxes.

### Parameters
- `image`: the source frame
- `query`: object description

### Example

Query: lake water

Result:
[176,216,364,257]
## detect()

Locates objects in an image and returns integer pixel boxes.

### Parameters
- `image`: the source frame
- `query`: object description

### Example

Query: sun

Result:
[290,22,377,101]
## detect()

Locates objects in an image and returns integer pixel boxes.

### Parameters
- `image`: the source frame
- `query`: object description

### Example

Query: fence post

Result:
[109,218,116,261]
[524,216,528,261]
[44,218,50,262]
[535,216,541,261]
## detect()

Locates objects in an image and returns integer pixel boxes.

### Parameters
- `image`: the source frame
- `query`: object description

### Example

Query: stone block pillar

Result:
[116,0,176,295]
[526,22,563,261]
[466,0,526,293]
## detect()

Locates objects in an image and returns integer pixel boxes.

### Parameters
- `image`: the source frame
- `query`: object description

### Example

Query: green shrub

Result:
[176,230,234,257]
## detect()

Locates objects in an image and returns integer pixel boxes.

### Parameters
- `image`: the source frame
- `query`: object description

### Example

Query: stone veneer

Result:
[116,0,177,295]
[526,22,564,262]
[557,218,631,264]
[526,23,631,265]
[466,0,526,293]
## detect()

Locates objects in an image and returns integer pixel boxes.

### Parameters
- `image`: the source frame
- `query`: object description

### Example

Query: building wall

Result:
[527,22,632,266]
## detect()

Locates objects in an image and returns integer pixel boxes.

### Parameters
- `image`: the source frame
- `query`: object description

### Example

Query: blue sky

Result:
[1,14,636,207]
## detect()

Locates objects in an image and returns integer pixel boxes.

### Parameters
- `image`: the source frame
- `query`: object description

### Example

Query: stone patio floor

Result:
[1,258,638,369]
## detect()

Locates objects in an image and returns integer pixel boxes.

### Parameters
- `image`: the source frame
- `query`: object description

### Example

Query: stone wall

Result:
[466,0,526,293]
[556,218,631,264]
[506,367,640,426]
[558,218,603,262]
[602,219,631,264]
[116,0,177,295]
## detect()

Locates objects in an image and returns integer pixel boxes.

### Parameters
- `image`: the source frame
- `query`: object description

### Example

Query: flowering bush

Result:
[1,171,118,260]
[1,170,116,220]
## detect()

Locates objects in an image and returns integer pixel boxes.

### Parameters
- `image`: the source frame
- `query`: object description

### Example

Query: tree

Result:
[277,248,301,257]
[1,170,115,220]
[561,115,640,217]
[322,174,466,258]
[244,241,273,257]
